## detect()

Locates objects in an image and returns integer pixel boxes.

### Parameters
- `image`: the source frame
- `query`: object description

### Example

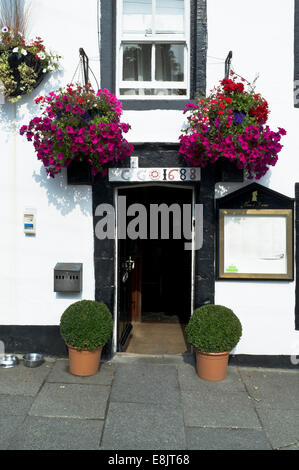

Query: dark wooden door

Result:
[118,240,135,351]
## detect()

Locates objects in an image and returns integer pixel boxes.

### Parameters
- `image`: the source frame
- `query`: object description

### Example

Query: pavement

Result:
[0,353,299,451]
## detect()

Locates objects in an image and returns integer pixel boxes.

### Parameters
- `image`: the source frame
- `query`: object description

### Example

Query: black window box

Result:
[216,159,244,183]
[67,161,93,185]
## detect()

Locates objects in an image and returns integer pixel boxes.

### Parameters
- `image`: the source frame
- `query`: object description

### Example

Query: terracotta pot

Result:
[67,345,103,377]
[195,350,230,382]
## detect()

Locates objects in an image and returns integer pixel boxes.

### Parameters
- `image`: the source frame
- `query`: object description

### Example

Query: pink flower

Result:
[20,125,28,135]
[278,128,287,136]
[20,84,134,178]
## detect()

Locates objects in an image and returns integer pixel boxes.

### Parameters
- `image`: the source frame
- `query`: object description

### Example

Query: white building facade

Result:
[1,0,299,364]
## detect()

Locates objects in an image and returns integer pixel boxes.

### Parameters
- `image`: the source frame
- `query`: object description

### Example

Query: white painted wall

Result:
[1,0,99,326]
[1,0,298,355]
[207,0,299,355]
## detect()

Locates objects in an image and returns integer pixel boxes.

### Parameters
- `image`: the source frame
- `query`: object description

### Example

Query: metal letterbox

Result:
[54,263,83,293]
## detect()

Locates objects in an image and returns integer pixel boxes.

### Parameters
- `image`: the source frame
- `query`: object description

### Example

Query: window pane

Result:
[155,44,184,81]
[120,88,187,96]
[156,0,185,34]
[123,0,152,34]
[123,44,152,81]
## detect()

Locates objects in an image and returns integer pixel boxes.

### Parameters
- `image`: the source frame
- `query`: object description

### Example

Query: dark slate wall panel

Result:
[295,183,299,330]
[194,166,216,307]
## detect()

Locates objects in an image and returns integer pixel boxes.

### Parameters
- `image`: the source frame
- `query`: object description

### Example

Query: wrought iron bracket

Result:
[79,48,89,85]
[225,51,233,79]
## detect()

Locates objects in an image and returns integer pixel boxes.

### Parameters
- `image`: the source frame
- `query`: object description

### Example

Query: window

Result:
[116,0,190,99]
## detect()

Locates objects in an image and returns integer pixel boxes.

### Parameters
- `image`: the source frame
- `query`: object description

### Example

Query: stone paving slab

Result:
[110,363,180,405]
[29,383,110,420]
[0,416,24,450]
[178,362,245,392]
[112,353,195,366]
[256,408,299,449]
[186,426,272,450]
[46,359,115,386]
[0,395,34,417]
[0,356,298,451]
[8,416,104,450]
[181,390,261,429]
[100,402,186,450]
[0,362,53,397]
[239,368,299,410]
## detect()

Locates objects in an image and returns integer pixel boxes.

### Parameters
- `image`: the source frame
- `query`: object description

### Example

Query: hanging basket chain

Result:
[70,49,99,90]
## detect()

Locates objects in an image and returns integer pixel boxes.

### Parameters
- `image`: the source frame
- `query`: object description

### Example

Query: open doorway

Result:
[117,185,193,355]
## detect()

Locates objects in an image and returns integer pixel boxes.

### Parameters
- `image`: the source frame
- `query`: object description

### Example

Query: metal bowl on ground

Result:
[0,355,20,369]
[23,353,44,368]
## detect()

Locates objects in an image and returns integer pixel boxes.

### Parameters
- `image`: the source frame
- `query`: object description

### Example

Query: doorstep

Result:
[111,352,195,366]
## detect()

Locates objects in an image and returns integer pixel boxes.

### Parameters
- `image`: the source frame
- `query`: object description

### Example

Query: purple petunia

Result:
[233,112,246,125]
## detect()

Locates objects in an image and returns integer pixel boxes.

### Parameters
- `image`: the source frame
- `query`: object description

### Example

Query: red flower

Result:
[222,78,244,94]
[249,99,269,123]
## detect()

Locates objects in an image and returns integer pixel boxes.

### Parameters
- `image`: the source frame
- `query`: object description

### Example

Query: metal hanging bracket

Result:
[225,51,233,79]
[79,48,89,86]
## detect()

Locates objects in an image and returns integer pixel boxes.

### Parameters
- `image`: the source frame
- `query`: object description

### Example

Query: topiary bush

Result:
[185,305,242,353]
[60,300,113,351]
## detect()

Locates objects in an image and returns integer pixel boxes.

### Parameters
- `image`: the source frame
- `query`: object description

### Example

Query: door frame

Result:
[112,183,196,354]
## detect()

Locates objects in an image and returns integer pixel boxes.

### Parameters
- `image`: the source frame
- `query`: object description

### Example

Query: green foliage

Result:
[60,300,113,351]
[0,28,60,102]
[91,113,116,126]
[185,305,242,353]
[0,51,16,96]
[18,62,37,94]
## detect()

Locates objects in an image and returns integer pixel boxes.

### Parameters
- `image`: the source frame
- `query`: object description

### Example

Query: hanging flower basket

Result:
[179,71,287,180]
[0,27,60,103]
[20,83,134,179]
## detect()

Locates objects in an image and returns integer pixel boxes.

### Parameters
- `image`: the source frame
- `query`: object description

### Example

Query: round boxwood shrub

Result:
[60,300,113,351]
[185,305,242,353]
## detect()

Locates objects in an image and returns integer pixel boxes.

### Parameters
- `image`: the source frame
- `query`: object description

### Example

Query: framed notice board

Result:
[217,184,294,281]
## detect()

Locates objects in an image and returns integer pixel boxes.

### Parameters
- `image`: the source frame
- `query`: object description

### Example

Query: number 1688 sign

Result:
[152,168,201,182]
[109,167,201,183]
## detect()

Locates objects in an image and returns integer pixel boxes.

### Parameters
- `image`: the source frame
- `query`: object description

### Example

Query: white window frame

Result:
[116,0,191,100]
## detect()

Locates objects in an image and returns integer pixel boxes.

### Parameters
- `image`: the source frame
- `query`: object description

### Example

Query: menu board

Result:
[219,210,293,279]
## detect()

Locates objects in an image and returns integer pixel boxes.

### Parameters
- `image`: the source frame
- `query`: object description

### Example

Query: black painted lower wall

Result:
[0,326,110,361]
[0,326,68,357]
[0,325,298,369]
